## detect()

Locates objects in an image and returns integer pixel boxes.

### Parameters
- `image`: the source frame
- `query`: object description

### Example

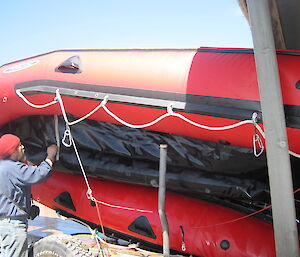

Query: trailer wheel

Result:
[33,234,93,257]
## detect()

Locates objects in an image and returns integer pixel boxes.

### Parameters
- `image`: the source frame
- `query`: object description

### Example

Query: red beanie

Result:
[0,134,21,160]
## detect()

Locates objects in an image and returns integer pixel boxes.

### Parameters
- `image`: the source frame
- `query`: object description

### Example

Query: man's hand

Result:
[46,144,58,163]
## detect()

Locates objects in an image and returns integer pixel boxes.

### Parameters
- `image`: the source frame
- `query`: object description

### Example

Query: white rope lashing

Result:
[102,103,259,131]
[17,89,300,160]
[17,89,269,157]
[55,91,154,214]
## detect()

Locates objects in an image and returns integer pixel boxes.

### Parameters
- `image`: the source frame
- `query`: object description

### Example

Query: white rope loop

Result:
[16,89,58,108]
[102,105,171,129]
[68,95,109,126]
[103,102,254,132]
[171,112,253,131]
[55,89,109,126]
[168,103,255,131]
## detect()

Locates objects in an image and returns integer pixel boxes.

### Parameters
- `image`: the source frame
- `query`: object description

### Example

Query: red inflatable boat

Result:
[33,171,277,257]
[0,47,300,152]
[1,47,300,257]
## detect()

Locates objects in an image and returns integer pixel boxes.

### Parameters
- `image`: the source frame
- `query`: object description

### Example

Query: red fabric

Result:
[0,134,20,160]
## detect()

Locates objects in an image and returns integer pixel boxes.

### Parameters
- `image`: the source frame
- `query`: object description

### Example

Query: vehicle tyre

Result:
[33,234,93,257]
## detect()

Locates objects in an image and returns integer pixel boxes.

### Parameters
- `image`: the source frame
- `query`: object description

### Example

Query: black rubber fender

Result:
[33,234,94,257]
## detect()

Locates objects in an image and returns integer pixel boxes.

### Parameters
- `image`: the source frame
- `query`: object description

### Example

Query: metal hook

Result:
[253,133,264,157]
[180,226,186,251]
[62,129,72,147]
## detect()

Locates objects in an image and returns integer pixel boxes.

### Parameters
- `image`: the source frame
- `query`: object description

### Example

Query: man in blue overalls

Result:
[0,134,57,257]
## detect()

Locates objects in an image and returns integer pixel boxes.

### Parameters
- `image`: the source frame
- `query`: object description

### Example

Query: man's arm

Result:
[45,144,58,167]
[16,145,58,185]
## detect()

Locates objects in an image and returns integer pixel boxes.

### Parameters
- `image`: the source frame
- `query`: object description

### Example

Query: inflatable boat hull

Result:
[33,171,277,257]
[1,48,300,152]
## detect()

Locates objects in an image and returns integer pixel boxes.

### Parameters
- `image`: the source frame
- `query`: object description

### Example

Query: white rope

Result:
[103,103,256,131]
[55,89,70,125]
[69,126,94,199]
[54,91,156,213]
[68,95,109,126]
[289,150,300,158]
[55,89,108,126]
[103,103,267,157]
[102,104,171,129]
[16,89,58,108]
[170,110,254,131]
[55,90,93,198]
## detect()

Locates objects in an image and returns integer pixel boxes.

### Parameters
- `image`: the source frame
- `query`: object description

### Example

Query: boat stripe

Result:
[197,48,300,56]
[15,80,300,129]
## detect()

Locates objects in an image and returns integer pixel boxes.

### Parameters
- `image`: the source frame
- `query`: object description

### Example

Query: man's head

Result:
[0,134,26,162]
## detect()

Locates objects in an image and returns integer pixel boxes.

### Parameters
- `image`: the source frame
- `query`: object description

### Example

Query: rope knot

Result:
[251,112,258,124]
[86,188,93,199]
[101,95,109,106]
[167,103,174,115]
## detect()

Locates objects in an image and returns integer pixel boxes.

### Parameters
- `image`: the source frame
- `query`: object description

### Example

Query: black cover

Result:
[2,114,269,201]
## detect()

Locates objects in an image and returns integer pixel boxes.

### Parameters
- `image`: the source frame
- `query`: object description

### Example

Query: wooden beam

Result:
[237,0,286,49]
[247,0,299,255]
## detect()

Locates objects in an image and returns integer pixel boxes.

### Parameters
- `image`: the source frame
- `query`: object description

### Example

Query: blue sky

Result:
[1,0,252,66]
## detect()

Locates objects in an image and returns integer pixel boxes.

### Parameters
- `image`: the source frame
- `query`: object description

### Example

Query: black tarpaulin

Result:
[2,114,269,201]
